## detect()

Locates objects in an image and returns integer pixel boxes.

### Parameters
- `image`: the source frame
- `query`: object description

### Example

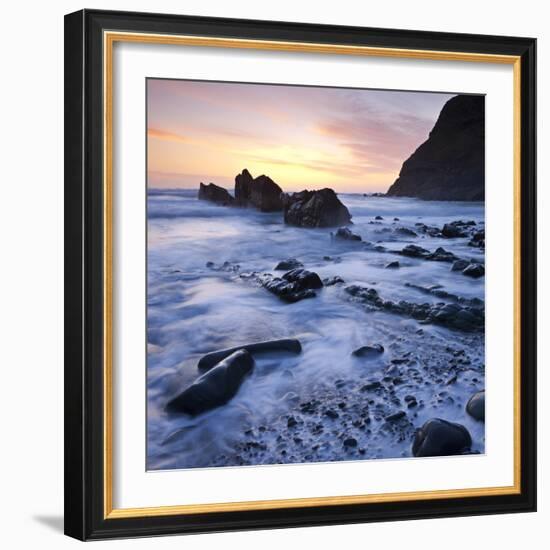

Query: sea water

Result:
[146,189,485,470]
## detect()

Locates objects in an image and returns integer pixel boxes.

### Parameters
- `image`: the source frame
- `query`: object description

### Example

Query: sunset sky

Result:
[147,79,454,193]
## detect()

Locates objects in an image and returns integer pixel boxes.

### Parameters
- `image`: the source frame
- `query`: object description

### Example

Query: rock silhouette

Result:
[235,168,283,211]
[283,188,352,227]
[198,182,234,205]
[387,95,485,201]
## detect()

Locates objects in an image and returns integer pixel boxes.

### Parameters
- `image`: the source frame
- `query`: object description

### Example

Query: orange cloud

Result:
[148,128,189,143]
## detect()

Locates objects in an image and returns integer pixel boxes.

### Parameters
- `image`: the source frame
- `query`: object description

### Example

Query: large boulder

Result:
[442,222,468,238]
[283,268,323,289]
[462,263,485,278]
[234,168,283,211]
[466,390,485,421]
[412,418,472,457]
[387,95,485,201]
[165,349,254,415]
[469,229,485,249]
[427,247,459,263]
[399,244,431,258]
[282,188,352,228]
[260,268,323,303]
[198,182,234,205]
[197,338,302,370]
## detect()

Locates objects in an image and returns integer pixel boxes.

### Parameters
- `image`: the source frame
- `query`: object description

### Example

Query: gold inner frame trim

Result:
[103,30,522,520]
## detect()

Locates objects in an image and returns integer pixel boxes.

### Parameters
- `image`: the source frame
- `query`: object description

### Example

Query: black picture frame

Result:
[64,8,537,541]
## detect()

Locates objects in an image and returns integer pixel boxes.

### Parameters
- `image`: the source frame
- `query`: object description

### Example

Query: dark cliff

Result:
[386,95,485,201]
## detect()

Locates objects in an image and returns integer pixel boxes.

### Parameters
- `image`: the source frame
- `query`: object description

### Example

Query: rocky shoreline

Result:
[164,324,485,467]
[160,206,486,464]
[147,181,486,469]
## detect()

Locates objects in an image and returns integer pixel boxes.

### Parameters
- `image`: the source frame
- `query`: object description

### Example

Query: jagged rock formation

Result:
[387,95,485,201]
[259,268,324,303]
[198,182,234,205]
[344,284,484,332]
[282,188,352,228]
[235,169,283,211]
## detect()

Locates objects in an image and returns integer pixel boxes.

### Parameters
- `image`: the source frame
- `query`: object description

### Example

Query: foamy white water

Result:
[147,189,485,470]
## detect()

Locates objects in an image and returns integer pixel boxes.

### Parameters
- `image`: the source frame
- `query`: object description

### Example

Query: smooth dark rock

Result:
[397,244,463,264]
[282,188,352,228]
[332,227,362,241]
[197,338,302,370]
[352,344,384,357]
[466,390,485,421]
[386,261,400,269]
[375,215,384,220]
[274,258,303,271]
[324,409,339,419]
[399,244,431,258]
[427,246,458,262]
[385,411,406,422]
[361,381,382,391]
[463,263,485,278]
[323,275,345,286]
[235,168,283,211]
[198,182,234,205]
[283,268,323,289]
[387,95,485,201]
[469,229,485,249]
[343,437,358,448]
[442,223,468,238]
[412,418,472,457]
[395,227,418,237]
[261,277,316,303]
[166,350,254,415]
[451,259,470,272]
[415,223,442,237]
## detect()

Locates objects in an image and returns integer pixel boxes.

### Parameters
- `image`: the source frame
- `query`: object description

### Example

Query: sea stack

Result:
[282,188,352,228]
[198,182,234,205]
[387,95,485,201]
[234,168,284,211]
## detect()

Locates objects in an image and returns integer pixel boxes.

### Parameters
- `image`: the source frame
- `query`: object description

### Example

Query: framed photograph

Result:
[64,9,536,540]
